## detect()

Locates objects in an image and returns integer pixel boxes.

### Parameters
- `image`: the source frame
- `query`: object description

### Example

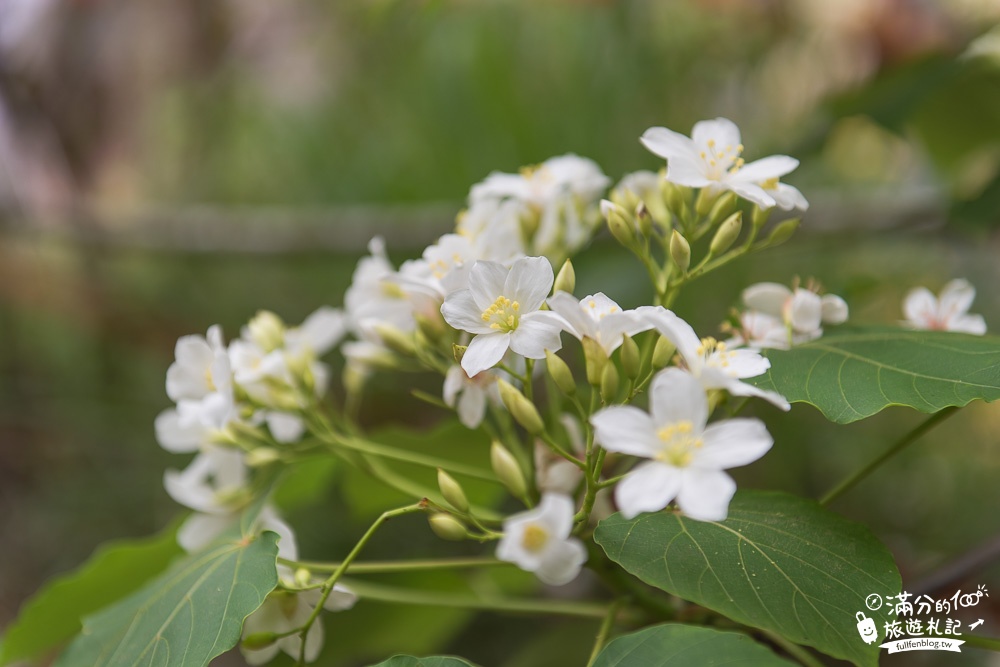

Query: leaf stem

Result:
[820,406,960,506]
[278,556,510,574]
[586,597,625,667]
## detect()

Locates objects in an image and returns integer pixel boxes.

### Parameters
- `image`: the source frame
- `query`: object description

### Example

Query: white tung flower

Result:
[441,257,565,376]
[640,118,806,211]
[740,281,848,348]
[727,310,791,351]
[163,445,248,515]
[547,292,652,356]
[495,493,587,586]
[592,368,773,521]
[903,279,987,335]
[638,306,790,411]
[443,365,500,429]
[165,325,229,402]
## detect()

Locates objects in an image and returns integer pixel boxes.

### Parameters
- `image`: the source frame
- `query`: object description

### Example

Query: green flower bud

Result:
[670,230,691,273]
[373,324,416,356]
[429,513,469,541]
[651,335,676,369]
[581,337,608,386]
[553,259,576,294]
[497,379,545,435]
[635,202,654,238]
[437,468,470,514]
[709,211,743,256]
[242,631,280,650]
[600,362,620,403]
[245,447,282,467]
[705,191,738,228]
[490,441,528,500]
[695,187,718,217]
[452,344,467,364]
[415,312,447,342]
[545,350,577,396]
[620,334,640,380]
[247,311,286,352]
[752,204,772,230]
[765,218,800,247]
[661,179,688,216]
[293,567,312,587]
[602,200,637,251]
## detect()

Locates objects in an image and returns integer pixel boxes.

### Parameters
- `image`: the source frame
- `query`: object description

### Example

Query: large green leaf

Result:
[54,531,279,667]
[0,521,183,665]
[594,491,900,667]
[369,657,481,667]
[749,327,1000,423]
[592,624,797,667]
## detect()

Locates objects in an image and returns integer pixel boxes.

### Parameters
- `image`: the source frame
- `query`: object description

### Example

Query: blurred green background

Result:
[3,0,1000,665]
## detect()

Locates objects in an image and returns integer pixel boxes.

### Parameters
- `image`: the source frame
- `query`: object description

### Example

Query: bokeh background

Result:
[3,0,1000,665]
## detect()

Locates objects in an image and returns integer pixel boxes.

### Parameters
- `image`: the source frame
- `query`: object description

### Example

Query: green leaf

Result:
[0,520,184,665]
[592,624,797,667]
[369,657,481,667]
[594,491,901,667]
[749,327,1000,423]
[54,531,279,667]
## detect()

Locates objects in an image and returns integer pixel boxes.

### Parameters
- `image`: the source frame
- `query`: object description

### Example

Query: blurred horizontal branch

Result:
[0,186,946,255]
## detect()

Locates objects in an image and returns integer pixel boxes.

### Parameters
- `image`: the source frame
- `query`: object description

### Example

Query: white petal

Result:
[442,365,465,407]
[691,118,741,151]
[504,256,554,312]
[291,306,346,355]
[535,538,587,586]
[649,368,709,432]
[509,312,564,358]
[636,306,702,365]
[939,279,976,321]
[591,406,660,457]
[177,513,232,552]
[469,261,509,311]
[732,155,799,182]
[677,469,736,521]
[442,290,494,334]
[536,492,576,538]
[721,349,771,379]
[820,294,849,324]
[742,283,791,316]
[787,289,823,334]
[265,411,305,443]
[903,287,937,328]
[665,157,713,188]
[154,408,203,453]
[697,418,773,468]
[457,384,488,428]
[771,182,809,211]
[639,126,697,160]
[260,507,299,561]
[596,312,651,353]
[700,370,791,411]
[615,462,681,519]
[546,292,593,340]
[462,332,511,376]
[951,314,987,335]
[726,181,777,209]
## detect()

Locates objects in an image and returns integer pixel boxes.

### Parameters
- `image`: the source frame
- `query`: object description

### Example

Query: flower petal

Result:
[636,306,702,365]
[903,287,937,328]
[469,260,510,311]
[742,283,791,316]
[640,126,697,160]
[457,384,488,428]
[442,289,494,334]
[726,181,776,209]
[697,418,773,468]
[546,291,592,340]
[939,279,976,322]
[615,462,681,519]
[536,538,587,586]
[591,406,660,457]
[787,289,822,334]
[462,332,511,376]
[771,182,809,211]
[676,469,736,521]
[951,314,987,335]
[504,256,554,312]
[821,294,849,325]
[649,368,709,432]
[731,155,799,182]
[700,370,791,411]
[509,312,564,358]
[154,408,203,453]
[691,118,741,151]
[265,411,305,444]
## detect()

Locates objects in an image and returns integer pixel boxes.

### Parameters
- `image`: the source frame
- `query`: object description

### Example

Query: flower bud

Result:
[415,312,447,342]
[752,204,772,230]
[222,420,270,449]
[709,211,742,256]
[294,567,312,587]
[491,441,528,500]
[601,199,637,251]
[246,447,282,467]
[695,187,718,217]
[545,350,576,396]
[670,231,691,273]
[635,202,654,238]
[661,178,688,216]
[248,311,286,352]
[373,324,416,356]
[497,379,545,435]
[651,335,676,369]
[242,631,280,650]
[600,362,620,403]
[554,259,576,294]
[429,513,469,541]
[620,334,640,380]
[581,337,608,386]
[706,192,737,227]
[765,218,800,247]
[437,468,470,514]
[452,344,467,364]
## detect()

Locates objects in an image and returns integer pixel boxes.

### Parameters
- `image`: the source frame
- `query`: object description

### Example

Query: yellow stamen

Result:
[522,524,549,552]
[481,296,521,332]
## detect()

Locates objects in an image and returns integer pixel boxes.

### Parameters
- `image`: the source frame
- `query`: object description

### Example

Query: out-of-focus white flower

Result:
[547,292,651,356]
[284,306,347,358]
[495,493,587,585]
[443,365,500,429]
[166,326,229,402]
[903,279,987,335]
[592,368,772,521]
[263,410,306,443]
[638,306,790,410]
[640,118,805,210]
[738,281,848,348]
[726,310,791,350]
[241,585,356,665]
[164,446,249,515]
[441,257,565,376]
[345,237,432,335]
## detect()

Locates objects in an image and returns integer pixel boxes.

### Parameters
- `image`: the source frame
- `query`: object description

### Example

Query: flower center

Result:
[696,337,733,368]
[760,177,780,190]
[204,367,216,391]
[699,139,745,179]
[655,420,703,467]
[380,281,406,299]
[521,524,550,552]
[481,296,521,332]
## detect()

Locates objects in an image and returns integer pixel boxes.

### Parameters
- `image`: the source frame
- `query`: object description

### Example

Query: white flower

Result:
[177,504,296,557]
[165,325,228,402]
[592,368,773,521]
[903,279,986,335]
[344,237,429,335]
[638,306,790,410]
[163,446,248,515]
[263,410,306,443]
[443,365,500,429]
[640,118,804,210]
[739,281,848,348]
[241,585,357,665]
[441,257,565,376]
[726,311,792,351]
[495,493,587,585]
[284,306,347,359]
[547,292,652,356]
